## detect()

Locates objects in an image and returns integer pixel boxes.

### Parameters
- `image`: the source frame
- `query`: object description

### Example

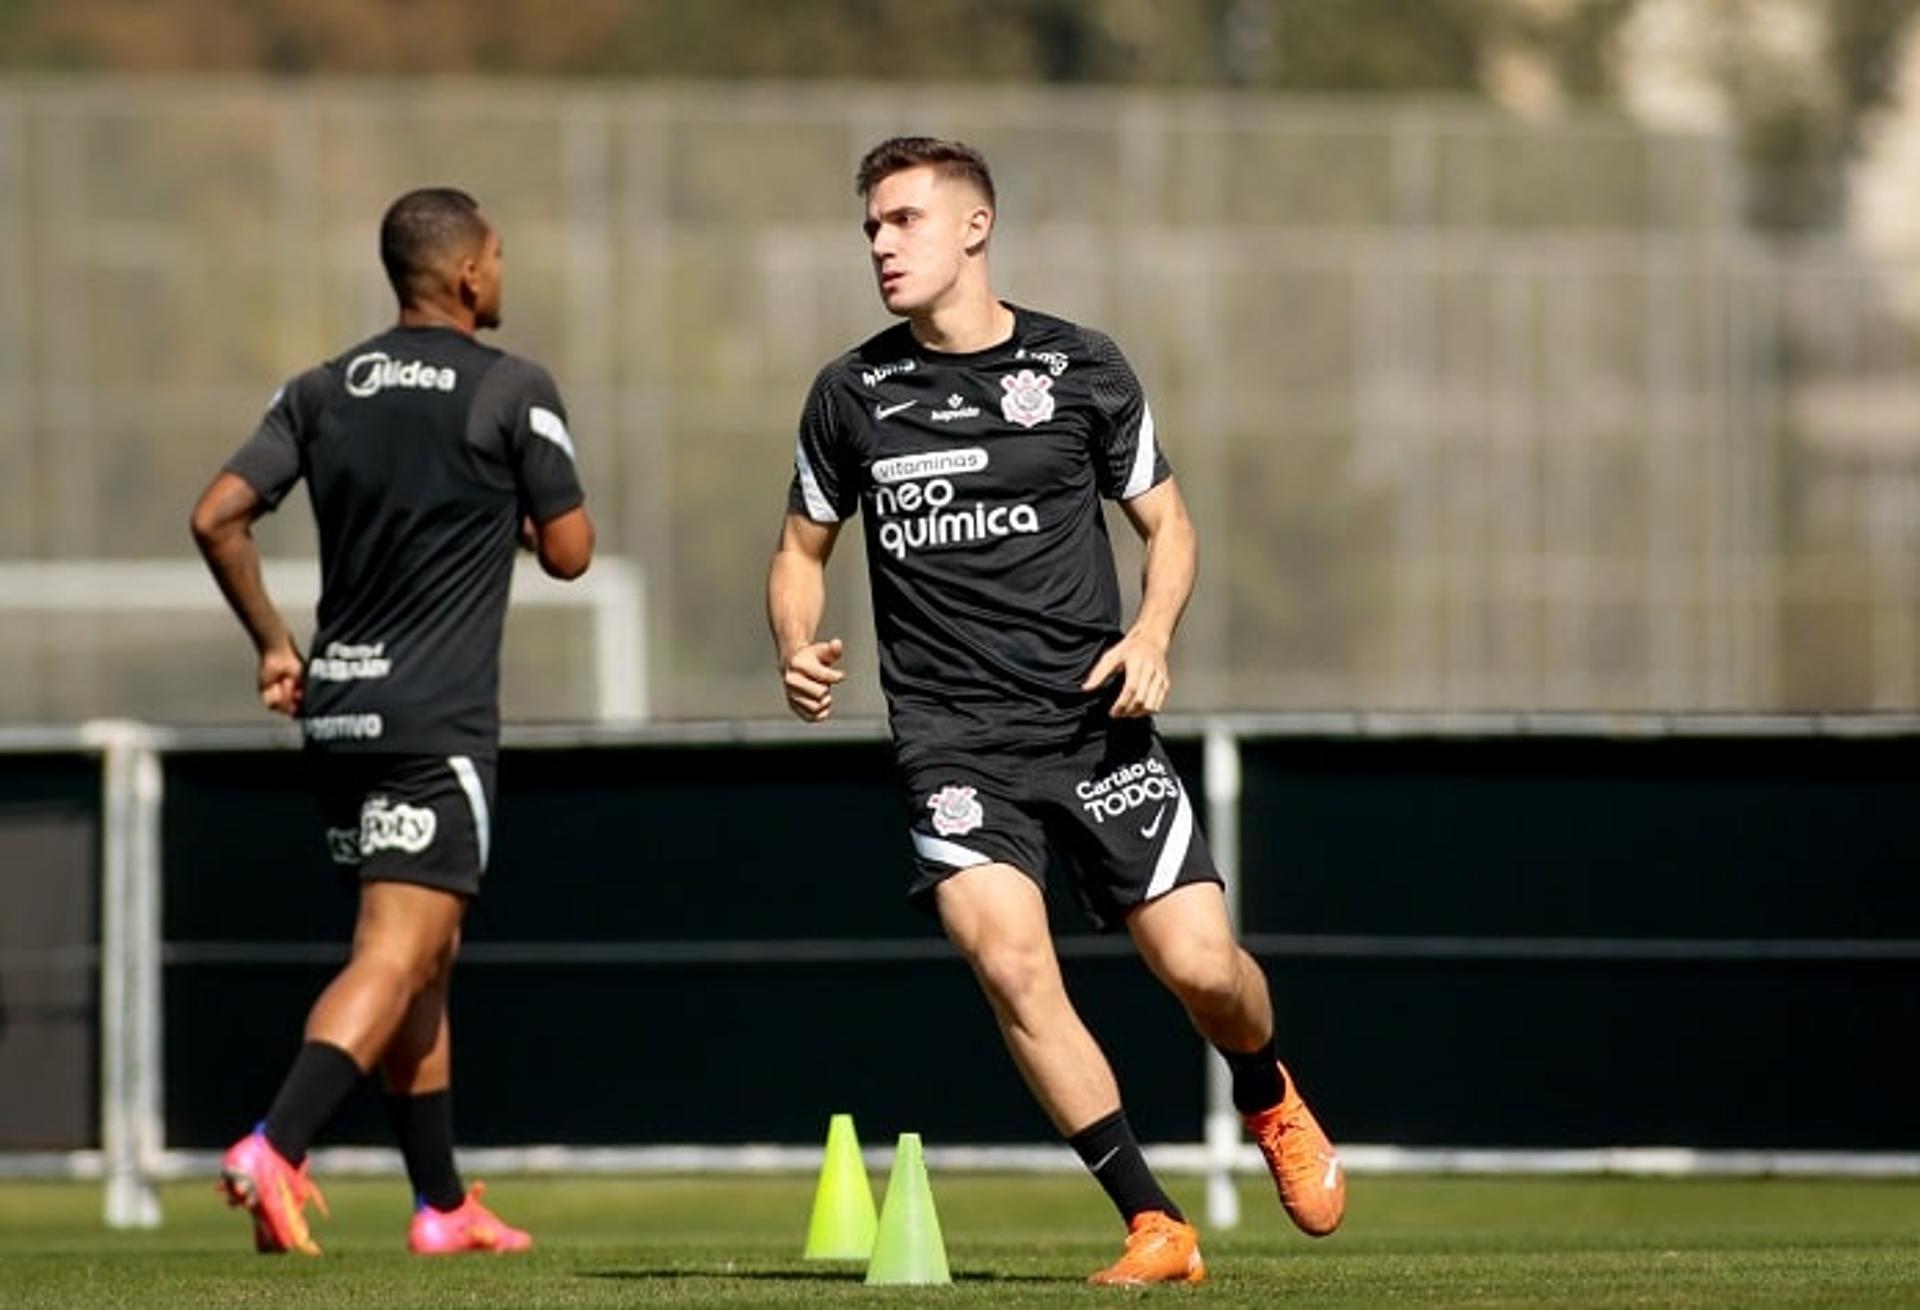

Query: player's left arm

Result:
[502,360,594,580]
[1082,477,1197,718]
[189,471,305,717]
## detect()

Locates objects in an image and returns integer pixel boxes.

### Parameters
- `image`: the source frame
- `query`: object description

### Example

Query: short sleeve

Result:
[503,360,587,524]
[1085,331,1171,501]
[224,370,320,510]
[786,366,860,523]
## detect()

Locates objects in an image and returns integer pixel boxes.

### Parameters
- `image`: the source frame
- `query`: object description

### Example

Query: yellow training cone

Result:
[803,1113,878,1260]
[865,1132,951,1286]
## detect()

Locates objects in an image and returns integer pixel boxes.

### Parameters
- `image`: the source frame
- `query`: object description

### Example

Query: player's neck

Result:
[397,302,478,336]
[909,288,1013,356]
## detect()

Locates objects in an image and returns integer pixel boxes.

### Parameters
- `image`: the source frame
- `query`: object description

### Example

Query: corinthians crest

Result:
[999,369,1054,428]
[928,784,985,837]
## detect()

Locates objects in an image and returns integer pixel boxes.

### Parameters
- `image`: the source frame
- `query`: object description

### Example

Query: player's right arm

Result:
[768,513,845,722]
[191,375,310,717]
[769,364,859,722]
[193,464,303,714]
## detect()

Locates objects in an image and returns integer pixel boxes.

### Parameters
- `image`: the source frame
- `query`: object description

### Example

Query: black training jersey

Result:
[226,324,586,756]
[787,304,1171,754]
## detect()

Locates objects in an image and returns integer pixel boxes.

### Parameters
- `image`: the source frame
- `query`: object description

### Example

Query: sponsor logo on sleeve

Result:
[861,359,917,387]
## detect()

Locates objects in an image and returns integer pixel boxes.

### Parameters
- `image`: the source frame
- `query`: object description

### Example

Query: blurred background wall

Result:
[0,0,1917,724]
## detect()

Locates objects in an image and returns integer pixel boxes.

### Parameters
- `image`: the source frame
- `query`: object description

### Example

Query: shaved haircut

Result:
[379,187,489,304]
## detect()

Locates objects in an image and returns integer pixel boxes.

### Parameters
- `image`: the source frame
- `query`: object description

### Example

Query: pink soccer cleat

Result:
[218,1127,328,1255]
[407,1183,532,1254]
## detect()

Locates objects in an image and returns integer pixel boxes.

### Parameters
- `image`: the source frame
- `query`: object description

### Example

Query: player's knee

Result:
[432,929,460,978]
[967,939,1061,1013]
[1159,942,1241,1013]
[355,935,455,996]
[412,934,459,993]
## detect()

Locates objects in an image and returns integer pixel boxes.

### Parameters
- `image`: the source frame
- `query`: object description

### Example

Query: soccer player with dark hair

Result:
[767,138,1345,1285]
[190,186,594,1256]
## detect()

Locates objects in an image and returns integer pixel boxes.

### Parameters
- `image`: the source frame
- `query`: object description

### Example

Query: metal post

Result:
[1202,721,1243,1230]
[90,720,164,1228]
[589,557,649,722]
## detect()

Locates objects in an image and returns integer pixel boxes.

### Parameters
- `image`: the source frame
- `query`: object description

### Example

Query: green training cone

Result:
[803,1113,878,1260]
[865,1132,951,1286]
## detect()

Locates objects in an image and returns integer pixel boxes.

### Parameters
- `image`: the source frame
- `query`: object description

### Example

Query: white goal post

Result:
[0,557,648,722]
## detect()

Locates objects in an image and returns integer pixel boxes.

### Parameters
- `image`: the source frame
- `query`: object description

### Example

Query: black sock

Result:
[1068,1109,1183,1224]
[1217,1038,1287,1114]
[386,1089,466,1212]
[262,1041,364,1163]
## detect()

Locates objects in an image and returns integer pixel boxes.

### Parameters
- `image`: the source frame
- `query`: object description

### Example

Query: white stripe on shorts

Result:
[912,830,994,869]
[1143,785,1195,900]
[447,755,491,874]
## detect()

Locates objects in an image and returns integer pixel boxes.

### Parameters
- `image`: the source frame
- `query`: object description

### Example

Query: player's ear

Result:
[454,255,481,307]
[963,203,994,255]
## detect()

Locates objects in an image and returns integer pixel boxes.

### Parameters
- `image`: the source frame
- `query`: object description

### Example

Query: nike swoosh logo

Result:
[1322,1154,1341,1190]
[1089,1146,1121,1173]
[875,400,916,419]
[1139,805,1167,840]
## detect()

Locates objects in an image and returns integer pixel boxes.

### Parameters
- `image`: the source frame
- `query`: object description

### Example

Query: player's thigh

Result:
[1126,882,1241,995]
[351,880,465,979]
[933,862,1076,1012]
[933,861,1052,958]
[1044,721,1221,932]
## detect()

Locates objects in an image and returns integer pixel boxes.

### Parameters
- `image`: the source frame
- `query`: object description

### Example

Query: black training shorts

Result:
[899,718,1221,932]
[313,752,495,898]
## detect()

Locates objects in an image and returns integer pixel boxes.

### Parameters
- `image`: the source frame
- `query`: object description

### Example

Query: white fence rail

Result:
[2,712,1917,1230]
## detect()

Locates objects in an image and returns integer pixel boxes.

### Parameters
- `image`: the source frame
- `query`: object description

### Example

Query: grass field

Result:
[4,1172,1918,1307]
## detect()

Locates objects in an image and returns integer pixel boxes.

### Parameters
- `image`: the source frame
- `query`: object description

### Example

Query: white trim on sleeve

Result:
[1119,401,1159,500]
[529,405,577,461]
[794,436,841,522]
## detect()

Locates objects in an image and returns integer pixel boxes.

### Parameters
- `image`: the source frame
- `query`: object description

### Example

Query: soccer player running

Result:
[189,187,593,1256]
[767,138,1345,1286]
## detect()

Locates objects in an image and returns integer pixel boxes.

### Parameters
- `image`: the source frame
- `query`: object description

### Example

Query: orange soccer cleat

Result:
[1086,1210,1207,1286]
[1244,1062,1346,1237]
[218,1127,329,1255]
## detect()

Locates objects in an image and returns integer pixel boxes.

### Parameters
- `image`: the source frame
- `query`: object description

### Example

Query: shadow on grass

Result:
[580,1268,1063,1285]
